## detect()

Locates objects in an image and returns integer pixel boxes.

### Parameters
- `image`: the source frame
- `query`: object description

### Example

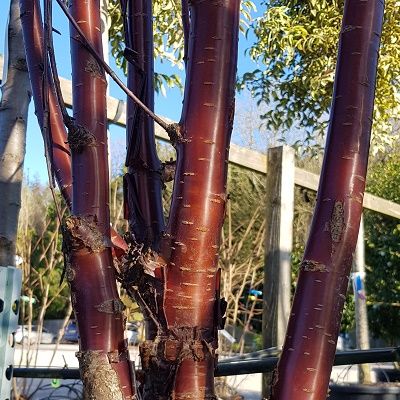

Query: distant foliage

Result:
[107,0,256,94]
[364,152,400,345]
[243,0,400,153]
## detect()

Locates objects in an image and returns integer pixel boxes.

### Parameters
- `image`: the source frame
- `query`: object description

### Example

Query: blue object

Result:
[352,272,366,300]
[249,289,262,297]
[62,321,79,343]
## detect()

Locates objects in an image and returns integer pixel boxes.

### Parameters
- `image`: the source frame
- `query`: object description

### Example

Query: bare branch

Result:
[55,0,173,134]
[181,0,190,68]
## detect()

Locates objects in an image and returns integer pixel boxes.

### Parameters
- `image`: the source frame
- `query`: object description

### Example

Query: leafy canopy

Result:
[107,0,256,95]
[364,151,400,345]
[243,0,400,153]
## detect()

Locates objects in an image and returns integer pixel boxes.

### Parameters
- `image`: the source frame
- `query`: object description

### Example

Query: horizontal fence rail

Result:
[1,56,398,220]
[9,347,400,379]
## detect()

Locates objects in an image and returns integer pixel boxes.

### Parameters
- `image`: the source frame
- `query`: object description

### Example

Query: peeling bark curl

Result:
[300,260,328,273]
[139,327,217,399]
[63,215,111,254]
[67,123,97,152]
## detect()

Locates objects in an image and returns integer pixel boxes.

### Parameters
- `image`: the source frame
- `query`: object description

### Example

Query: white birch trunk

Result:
[0,0,31,266]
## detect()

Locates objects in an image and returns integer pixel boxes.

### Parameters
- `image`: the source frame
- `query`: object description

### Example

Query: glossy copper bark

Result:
[20,0,72,207]
[159,0,240,397]
[67,0,133,397]
[19,0,128,258]
[271,1,384,399]
[121,0,165,342]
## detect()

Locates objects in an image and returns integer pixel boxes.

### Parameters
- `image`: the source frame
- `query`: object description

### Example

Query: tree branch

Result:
[55,0,173,135]
[181,0,190,68]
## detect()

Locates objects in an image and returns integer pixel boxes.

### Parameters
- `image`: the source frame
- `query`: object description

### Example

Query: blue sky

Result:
[0,1,264,183]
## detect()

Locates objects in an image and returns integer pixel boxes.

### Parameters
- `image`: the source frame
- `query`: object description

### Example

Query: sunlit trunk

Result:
[125,1,241,398]
[64,1,134,397]
[0,0,30,266]
[271,1,384,399]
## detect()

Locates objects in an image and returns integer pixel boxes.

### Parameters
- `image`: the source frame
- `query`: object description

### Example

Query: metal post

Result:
[262,146,295,397]
[0,266,22,399]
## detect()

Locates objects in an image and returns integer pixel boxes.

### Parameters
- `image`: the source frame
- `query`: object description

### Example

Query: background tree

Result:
[0,0,30,266]
[364,150,400,346]
[243,0,399,153]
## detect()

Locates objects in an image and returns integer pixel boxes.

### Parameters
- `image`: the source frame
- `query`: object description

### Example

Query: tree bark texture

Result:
[271,1,384,399]
[20,0,73,208]
[120,0,165,343]
[121,1,240,398]
[122,0,165,252]
[0,0,30,266]
[20,0,128,258]
[65,1,134,398]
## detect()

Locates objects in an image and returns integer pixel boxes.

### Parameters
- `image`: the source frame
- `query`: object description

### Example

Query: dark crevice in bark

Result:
[122,1,240,398]
[122,0,165,253]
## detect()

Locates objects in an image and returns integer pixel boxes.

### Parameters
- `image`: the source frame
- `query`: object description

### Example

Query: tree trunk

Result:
[123,0,165,253]
[121,0,165,342]
[20,0,128,256]
[271,1,384,399]
[0,0,30,266]
[123,1,240,398]
[19,0,73,208]
[64,0,134,397]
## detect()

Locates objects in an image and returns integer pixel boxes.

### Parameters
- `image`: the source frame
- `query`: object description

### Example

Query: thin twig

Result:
[181,0,190,68]
[46,3,72,127]
[43,0,63,226]
[55,0,173,135]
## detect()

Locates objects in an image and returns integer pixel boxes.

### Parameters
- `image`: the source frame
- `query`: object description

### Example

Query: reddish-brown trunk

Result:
[121,0,165,341]
[62,1,134,397]
[19,0,128,258]
[123,0,164,251]
[20,0,72,207]
[271,1,384,399]
[129,1,240,398]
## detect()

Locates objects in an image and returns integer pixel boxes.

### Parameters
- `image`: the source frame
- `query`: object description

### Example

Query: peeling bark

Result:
[0,0,30,266]
[64,0,135,397]
[122,0,165,253]
[20,0,128,258]
[121,1,240,398]
[77,351,126,400]
[271,1,385,399]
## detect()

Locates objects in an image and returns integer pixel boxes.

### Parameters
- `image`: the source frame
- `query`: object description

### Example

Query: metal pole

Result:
[10,347,400,379]
[0,266,22,399]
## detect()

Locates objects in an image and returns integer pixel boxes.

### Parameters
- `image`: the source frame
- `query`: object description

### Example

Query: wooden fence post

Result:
[262,145,295,397]
[353,215,372,383]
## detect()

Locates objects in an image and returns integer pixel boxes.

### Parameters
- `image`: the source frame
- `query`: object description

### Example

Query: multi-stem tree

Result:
[21,0,240,398]
[18,0,385,399]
